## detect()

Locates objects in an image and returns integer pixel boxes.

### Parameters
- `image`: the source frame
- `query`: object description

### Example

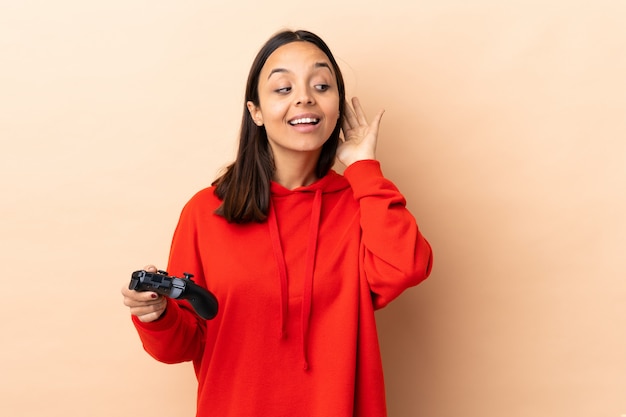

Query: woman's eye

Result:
[275,87,291,94]
[315,84,330,92]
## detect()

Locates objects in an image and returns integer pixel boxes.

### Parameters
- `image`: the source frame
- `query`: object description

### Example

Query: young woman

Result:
[122,29,433,417]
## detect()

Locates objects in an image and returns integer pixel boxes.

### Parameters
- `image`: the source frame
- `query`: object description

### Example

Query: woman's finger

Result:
[351,97,369,126]
[129,298,166,317]
[343,99,358,130]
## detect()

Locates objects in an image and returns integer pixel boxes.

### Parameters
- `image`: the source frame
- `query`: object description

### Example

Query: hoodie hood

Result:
[268,169,350,196]
[266,170,349,370]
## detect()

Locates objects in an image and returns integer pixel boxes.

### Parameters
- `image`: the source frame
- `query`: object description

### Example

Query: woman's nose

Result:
[295,87,315,105]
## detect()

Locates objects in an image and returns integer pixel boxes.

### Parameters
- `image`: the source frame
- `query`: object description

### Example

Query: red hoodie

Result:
[132,160,433,417]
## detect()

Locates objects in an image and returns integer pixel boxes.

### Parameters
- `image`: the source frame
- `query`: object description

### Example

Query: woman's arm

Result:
[130,200,208,364]
[344,160,433,309]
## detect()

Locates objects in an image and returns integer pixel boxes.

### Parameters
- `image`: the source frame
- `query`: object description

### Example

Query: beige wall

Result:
[1,1,624,416]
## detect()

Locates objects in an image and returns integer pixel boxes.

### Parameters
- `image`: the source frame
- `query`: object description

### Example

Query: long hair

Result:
[212,30,346,223]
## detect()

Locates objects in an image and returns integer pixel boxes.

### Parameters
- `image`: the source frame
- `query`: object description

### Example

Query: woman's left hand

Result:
[337,96,384,167]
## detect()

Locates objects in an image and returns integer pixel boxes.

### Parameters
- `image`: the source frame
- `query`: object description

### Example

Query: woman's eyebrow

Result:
[314,62,333,73]
[267,62,333,80]
[268,68,289,79]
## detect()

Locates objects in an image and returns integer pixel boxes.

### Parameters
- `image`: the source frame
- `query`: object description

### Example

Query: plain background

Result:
[1,1,625,416]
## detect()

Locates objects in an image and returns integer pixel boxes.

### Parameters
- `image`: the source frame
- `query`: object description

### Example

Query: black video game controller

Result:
[129,270,218,320]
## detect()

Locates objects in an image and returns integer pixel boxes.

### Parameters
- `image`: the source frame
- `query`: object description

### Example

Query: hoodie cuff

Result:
[343,159,382,179]
[343,160,394,198]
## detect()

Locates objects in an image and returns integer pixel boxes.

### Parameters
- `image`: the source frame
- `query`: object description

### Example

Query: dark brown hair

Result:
[212,30,346,223]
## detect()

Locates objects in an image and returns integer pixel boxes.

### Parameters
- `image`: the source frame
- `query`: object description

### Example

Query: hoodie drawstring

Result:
[267,189,323,371]
[268,202,289,339]
[301,189,322,370]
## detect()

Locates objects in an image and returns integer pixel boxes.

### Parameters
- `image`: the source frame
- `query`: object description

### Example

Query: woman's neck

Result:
[272,151,320,190]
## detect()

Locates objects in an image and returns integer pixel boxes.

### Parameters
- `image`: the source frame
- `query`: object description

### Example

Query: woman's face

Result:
[247,41,340,161]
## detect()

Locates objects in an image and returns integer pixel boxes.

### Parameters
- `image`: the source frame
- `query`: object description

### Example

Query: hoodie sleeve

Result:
[343,160,433,309]
[131,195,208,364]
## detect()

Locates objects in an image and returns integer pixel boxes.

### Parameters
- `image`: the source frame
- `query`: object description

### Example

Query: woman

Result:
[122,29,433,417]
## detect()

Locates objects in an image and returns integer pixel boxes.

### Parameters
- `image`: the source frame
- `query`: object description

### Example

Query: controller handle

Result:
[181,274,219,320]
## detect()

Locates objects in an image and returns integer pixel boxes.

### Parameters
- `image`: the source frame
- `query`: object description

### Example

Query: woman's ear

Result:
[246,101,263,126]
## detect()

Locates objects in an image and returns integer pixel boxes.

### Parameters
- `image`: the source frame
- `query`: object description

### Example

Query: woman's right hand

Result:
[121,265,168,323]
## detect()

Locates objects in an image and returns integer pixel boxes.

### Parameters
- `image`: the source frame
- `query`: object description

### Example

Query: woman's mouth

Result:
[288,117,320,126]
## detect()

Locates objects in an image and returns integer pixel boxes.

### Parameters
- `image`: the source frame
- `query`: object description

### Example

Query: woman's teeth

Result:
[289,118,319,125]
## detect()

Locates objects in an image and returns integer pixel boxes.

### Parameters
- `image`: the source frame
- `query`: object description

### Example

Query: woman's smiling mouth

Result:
[288,117,320,126]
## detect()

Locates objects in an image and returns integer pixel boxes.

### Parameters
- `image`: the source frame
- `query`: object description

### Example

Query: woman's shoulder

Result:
[180,186,221,214]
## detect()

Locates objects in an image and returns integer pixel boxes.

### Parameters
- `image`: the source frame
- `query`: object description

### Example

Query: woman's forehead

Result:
[262,42,333,77]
